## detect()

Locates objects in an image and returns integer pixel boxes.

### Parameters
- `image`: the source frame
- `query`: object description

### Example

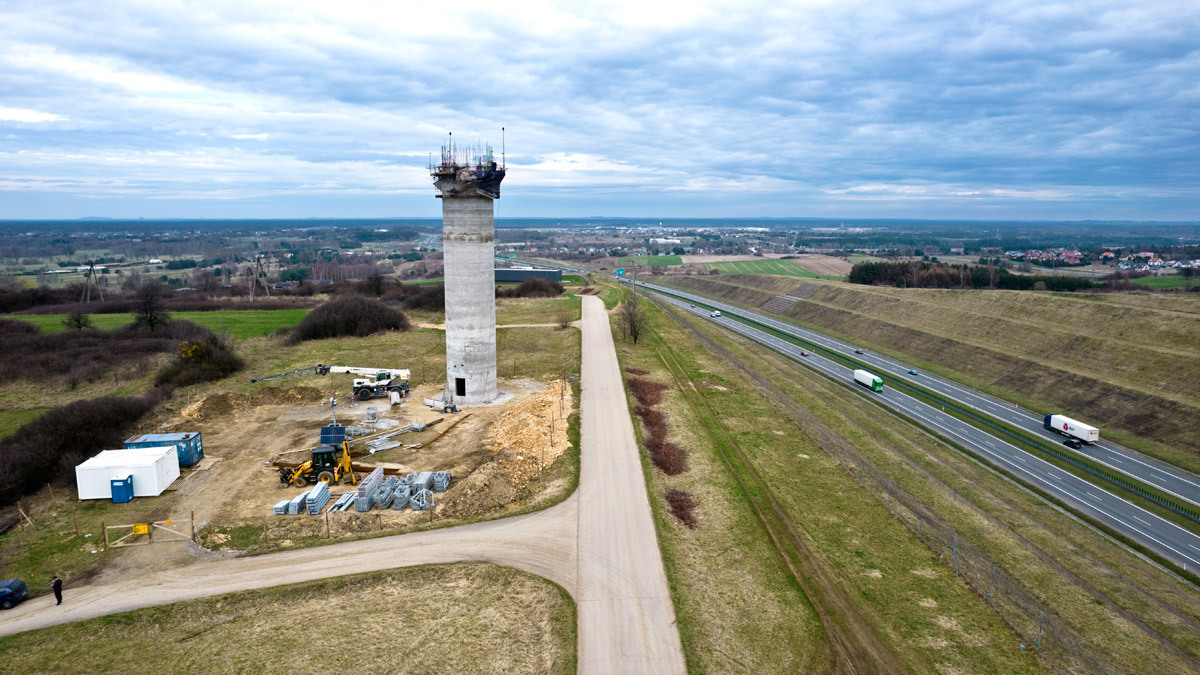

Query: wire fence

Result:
[655,297,1197,674]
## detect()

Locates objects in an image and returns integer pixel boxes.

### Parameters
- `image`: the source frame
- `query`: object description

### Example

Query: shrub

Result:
[495,277,564,298]
[62,311,92,330]
[632,404,688,475]
[0,386,173,508]
[288,296,411,343]
[646,437,688,475]
[155,332,245,387]
[0,318,213,385]
[627,377,668,406]
[664,489,699,528]
[400,285,445,311]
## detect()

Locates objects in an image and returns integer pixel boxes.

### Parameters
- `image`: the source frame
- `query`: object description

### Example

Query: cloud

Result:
[0,106,65,123]
[0,0,1197,218]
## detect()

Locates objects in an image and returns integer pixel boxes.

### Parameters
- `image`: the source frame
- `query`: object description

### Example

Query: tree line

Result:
[848,261,1101,292]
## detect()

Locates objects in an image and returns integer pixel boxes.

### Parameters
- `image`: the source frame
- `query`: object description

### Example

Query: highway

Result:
[628,280,1200,570]
[630,279,1200,508]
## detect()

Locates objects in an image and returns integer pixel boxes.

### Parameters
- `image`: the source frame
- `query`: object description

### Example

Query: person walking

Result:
[51,575,62,606]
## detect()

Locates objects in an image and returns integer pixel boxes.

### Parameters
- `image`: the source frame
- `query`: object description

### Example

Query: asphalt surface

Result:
[631,280,1200,570]
[0,295,688,674]
[633,279,1200,508]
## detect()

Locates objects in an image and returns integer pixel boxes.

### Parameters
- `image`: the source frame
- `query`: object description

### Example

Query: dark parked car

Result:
[854,349,864,354]
[0,579,28,609]
[1063,438,1083,449]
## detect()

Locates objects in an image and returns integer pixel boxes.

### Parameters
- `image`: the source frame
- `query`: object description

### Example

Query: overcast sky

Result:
[2,0,1198,220]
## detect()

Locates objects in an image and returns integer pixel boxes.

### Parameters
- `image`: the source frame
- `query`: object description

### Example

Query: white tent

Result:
[75,447,180,500]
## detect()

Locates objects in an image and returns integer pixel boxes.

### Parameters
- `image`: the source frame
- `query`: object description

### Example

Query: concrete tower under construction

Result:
[432,137,506,405]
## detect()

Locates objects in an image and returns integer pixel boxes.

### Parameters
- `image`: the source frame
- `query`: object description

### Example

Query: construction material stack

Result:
[287,491,309,515]
[356,468,384,511]
[306,482,331,514]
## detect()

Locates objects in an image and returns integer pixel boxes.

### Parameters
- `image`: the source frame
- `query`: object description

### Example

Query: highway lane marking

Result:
[647,282,1200,564]
[1133,515,1152,526]
[653,283,1200,502]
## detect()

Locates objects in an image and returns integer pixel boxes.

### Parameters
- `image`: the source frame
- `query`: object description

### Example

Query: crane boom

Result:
[250,364,411,402]
[250,365,332,383]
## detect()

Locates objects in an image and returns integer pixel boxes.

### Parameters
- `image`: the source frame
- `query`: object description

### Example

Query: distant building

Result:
[495,268,562,283]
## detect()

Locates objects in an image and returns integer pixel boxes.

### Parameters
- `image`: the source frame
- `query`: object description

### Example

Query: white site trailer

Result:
[75,447,181,500]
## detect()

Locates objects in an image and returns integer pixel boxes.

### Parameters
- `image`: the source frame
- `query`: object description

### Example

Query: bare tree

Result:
[616,290,648,344]
[556,306,573,329]
[133,278,170,330]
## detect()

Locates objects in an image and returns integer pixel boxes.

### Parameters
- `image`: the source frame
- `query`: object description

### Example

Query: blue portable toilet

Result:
[124,432,204,467]
[110,474,134,503]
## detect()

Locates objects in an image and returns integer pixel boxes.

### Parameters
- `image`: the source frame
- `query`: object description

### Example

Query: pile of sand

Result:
[438,462,520,517]
[485,380,573,485]
[181,386,326,420]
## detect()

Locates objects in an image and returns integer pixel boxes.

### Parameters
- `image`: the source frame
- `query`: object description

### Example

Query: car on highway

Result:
[854,349,864,354]
[710,310,721,318]
[1063,438,1083,449]
[0,579,28,609]
[689,304,695,308]
[908,369,919,376]
[800,350,809,357]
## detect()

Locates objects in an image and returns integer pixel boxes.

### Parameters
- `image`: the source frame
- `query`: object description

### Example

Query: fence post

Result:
[990,565,995,605]
[1037,611,1044,650]
[46,483,56,503]
[953,532,958,576]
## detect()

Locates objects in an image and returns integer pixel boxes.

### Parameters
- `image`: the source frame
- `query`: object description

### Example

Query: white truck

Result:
[1043,414,1099,444]
[853,369,883,392]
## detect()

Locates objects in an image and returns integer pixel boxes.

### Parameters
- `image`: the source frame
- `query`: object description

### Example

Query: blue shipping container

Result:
[124,432,203,467]
[110,474,134,503]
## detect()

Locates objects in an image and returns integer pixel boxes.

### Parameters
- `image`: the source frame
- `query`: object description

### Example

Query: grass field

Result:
[561,274,586,285]
[495,295,581,325]
[708,258,844,279]
[1132,274,1195,290]
[0,564,576,674]
[0,407,49,440]
[611,289,828,672]
[667,299,1200,673]
[13,309,311,339]
[613,289,1040,673]
[616,255,682,267]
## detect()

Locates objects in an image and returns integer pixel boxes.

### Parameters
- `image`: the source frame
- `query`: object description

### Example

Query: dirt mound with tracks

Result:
[181,386,326,420]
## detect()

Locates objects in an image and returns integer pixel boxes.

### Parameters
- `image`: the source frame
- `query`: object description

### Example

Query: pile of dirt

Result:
[485,380,573,485]
[181,386,326,420]
[438,461,520,517]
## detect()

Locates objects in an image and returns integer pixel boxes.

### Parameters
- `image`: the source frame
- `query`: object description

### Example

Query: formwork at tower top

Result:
[432,137,507,406]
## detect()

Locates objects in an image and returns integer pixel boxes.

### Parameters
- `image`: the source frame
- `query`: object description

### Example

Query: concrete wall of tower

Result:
[441,194,498,404]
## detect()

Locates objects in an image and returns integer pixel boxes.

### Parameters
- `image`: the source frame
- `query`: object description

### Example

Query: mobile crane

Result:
[251,364,411,401]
